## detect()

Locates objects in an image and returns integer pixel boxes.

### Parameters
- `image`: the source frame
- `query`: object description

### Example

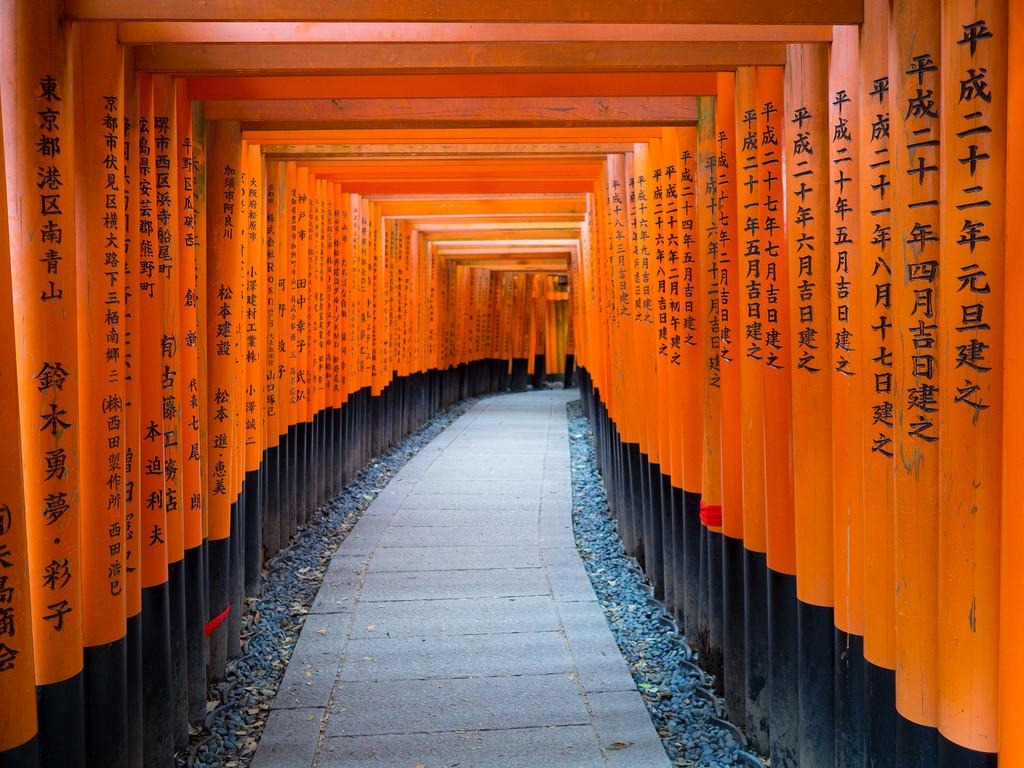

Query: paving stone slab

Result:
[251,707,323,768]
[273,612,351,709]
[327,673,589,736]
[397,493,541,510]
[376,524,538,549]
[408,479,545,495]
[546,562,602,602]
[349,595,561,638]
[389,508,539,527]
[368,545,541,572]
[338,630,574,681]
[318,725,606,768]
[357,568,550,602]
[588,690,675,768]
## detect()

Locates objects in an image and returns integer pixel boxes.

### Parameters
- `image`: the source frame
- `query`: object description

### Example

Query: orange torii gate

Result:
[2,1,1023,767]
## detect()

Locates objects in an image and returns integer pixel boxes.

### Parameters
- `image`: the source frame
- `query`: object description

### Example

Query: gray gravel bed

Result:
[567,399,764,768]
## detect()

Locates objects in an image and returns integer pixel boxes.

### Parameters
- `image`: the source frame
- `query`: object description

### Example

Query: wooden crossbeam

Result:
[117,21,835,44]
[373,197,589,217]
[134,41,786,75]
[259,144,640,158]
[188,73,718,100]
[244,127,666,143]
[303,160,606,181]
[68,0,863,25]
[336,179,596,194]
[205,96,699,127]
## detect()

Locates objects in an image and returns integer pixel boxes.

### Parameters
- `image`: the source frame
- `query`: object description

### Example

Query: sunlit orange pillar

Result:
[784,41,835,768]
[674,128,704,645]
[733,64,770,754]
[153,72,190,751]
[121,55,145,768]
[263,159,284,556]
[132,71,178,768]
[204,120,243,677]
[697,97,726,687]
[651,129,677,609]
[715,70,747,728]
[0,58,39,766]
[8,2,86,764]
[755,64,799,768]
[74,21,130,766]
[889,0,941,758]
[937,0,1004,759]
[282,161,299,540]
[242,142,265,599]
[858,0,899,759]
[174,77,207,728]
[827,23,867,767]
[1001,1,1024,764]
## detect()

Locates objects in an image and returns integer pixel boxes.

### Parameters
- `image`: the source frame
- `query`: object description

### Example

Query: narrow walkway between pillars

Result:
[252,390,670,768]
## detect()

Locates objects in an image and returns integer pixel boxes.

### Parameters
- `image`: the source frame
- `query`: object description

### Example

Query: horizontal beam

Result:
[118,21,835,44]
[299,161,606,181]
[245,127,666,143]
[337,179,595,194]
[206,96,698,127]
[68,0,863,25]
[188,72,718,100]
[259,144,640,159]
[134,41,786,74]
[372,197,589,217]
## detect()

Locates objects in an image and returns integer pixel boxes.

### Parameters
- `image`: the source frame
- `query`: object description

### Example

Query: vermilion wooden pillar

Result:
[937,0,1004,760]
[1001,2,1024,764]
[9,2,85,765]
[827,24,867,768]
[204,119,243,679]
[784,41,835,768]
[0,40,39,766]
[857,1,899,763]
[74,21,131,768]
[889,1,941,760]
[715,70,747,729]
[733,64,770,755]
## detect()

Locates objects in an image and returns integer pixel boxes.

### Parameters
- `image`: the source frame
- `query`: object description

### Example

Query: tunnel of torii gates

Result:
[1,0,1024,767]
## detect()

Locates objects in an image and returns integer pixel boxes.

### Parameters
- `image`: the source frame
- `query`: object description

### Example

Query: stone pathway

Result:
[253,390,672,768]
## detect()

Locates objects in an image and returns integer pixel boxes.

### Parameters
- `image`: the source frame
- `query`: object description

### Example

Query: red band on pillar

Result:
[700,502,723,528]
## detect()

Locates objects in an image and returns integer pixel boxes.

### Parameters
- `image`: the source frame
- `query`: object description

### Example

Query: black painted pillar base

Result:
[865,661,898,768]
[670,485,686,629]
[722,534,747,727]
[206,536,231,677]
[141,582,174,768]
[768,569,799,768]
[659,472,674,612]
[744,548,771,754]
[835,629,865,768]
[705,528,725,688]
[126,612,143,767]
[797,600,835,767]
[0,736,38,768]
[168,559,189,749]
[184,544,207,726]
[563,353,576,387]
[531,354,546,389]
[643,456,664,599]
[84,637,127,767]
[243,467,262,598]
[682,490,701,644]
